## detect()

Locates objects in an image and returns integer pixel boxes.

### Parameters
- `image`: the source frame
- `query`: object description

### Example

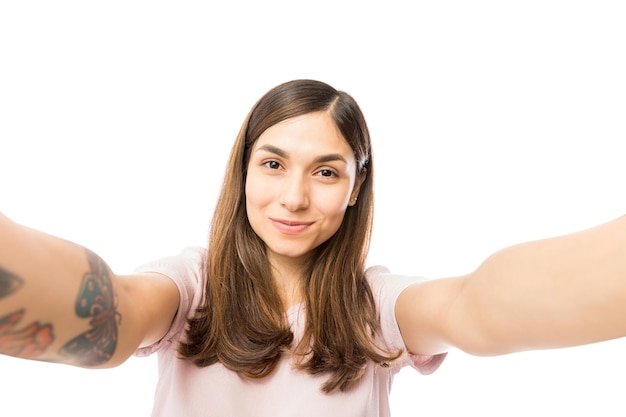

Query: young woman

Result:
[1,79,625,417]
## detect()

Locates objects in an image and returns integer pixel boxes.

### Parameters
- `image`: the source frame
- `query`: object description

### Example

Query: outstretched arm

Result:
[396,214,626,357]
[0,212,179,367]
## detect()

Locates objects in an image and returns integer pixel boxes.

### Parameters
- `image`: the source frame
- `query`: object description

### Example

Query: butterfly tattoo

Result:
[60,249,121,366]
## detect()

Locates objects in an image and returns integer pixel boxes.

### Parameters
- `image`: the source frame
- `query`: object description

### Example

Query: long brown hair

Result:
[178,79,400,392]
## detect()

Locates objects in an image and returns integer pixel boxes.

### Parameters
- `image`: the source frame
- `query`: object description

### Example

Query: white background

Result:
[1,1,625,416]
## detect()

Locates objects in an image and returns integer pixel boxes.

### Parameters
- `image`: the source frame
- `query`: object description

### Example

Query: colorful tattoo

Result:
[0,266,23,299]
[60,249,121,366]
[0,309,54,358]
[0,266,54,358]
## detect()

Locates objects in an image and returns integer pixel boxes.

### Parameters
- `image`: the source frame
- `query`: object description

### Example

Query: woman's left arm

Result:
[396,214,626,357]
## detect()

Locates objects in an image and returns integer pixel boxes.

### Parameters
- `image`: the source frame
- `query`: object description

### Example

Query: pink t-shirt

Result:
[135,247,446,417]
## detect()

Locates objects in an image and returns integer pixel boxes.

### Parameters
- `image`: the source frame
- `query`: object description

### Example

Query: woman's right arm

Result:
[0,212,179,368]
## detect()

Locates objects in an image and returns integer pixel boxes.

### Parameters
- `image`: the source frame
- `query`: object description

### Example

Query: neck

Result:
[268,254,308,310]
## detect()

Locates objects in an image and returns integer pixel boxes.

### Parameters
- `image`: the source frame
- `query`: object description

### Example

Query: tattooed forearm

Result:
[0,266,23,299]
[60,248,121,366]
[0,309,54,358]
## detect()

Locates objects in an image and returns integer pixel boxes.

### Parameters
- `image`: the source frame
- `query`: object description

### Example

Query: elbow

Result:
[444,268,520,357]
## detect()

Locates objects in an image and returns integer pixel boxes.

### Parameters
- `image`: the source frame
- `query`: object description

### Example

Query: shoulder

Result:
[366,265,427,308]
[365,265,426,350]
[134,246,206,301]
[135,246,206,280]
[366,266,448,374]
[134,245,206,305]
[134,246,206,355]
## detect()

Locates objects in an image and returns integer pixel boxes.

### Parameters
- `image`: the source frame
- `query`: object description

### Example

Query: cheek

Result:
[245,173,274,216]
[316,188,350,220]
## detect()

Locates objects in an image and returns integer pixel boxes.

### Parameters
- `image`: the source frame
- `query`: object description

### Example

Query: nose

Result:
[279,173,309,211]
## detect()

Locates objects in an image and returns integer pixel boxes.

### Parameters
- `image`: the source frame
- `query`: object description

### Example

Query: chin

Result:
[271,248,311,261]
[266,242,318,262]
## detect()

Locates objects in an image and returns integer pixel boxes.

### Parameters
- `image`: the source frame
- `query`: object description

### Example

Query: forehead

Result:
[253,112,354,157]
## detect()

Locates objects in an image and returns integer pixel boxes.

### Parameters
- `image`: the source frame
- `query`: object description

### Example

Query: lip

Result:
[270,218,314,235]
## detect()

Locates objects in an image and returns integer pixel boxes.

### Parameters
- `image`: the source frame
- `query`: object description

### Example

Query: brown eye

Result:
[316,168,338,178]
[264,161,281,169]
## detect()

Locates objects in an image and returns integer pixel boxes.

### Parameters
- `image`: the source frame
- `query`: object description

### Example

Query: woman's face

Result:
[245,111,362,266]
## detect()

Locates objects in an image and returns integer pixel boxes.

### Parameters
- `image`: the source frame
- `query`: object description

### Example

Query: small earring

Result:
[350,196,358,204]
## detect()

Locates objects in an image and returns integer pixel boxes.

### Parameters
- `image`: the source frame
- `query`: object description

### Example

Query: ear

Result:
[348,168,367,206]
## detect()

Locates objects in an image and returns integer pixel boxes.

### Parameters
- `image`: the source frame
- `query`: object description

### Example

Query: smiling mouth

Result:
[270,219,313,235]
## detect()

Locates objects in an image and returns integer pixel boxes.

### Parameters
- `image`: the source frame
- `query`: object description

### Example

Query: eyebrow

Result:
[256,144,348,164]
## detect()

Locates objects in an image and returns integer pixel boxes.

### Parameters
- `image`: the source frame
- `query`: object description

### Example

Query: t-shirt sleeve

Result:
[366,265,447,375]
[133,246,206,357]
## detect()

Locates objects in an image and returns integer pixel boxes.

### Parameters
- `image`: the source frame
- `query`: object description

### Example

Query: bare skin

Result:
[396,214,626,357]
[0,213,178,367]
[1,265,54,359]
[2,212,626,371]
